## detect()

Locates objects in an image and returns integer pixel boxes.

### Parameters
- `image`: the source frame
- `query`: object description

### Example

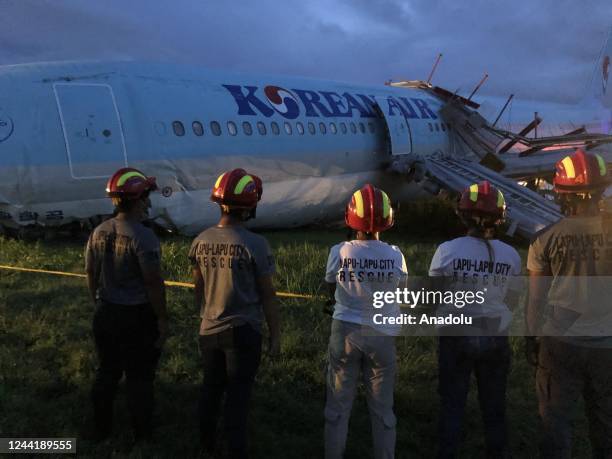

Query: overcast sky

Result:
[0,0,610,103]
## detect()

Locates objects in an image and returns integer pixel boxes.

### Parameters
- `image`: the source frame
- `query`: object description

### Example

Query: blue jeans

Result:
[437,336,510,458]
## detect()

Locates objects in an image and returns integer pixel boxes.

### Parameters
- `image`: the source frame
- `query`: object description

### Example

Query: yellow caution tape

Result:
[0,264,315,300]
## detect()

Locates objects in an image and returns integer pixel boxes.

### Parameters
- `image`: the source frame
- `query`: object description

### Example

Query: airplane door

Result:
[54,83,128,179]
[374,101,413,155]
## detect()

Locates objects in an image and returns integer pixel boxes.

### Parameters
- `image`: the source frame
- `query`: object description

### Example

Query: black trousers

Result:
[199,324,262,459]
[91,301,160,439]
[437,336,510,459]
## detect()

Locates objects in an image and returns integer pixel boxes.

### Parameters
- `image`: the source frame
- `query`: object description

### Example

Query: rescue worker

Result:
[324,184,408,459]
[526,149,612,458]
[189,168,280,459]
[429,181,521,458]
[85,167,167,441]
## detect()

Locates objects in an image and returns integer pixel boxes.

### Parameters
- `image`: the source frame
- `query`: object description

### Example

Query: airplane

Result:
[0,29,611,239]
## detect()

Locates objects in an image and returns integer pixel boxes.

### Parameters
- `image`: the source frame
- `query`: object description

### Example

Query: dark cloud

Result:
[0,0,610,103]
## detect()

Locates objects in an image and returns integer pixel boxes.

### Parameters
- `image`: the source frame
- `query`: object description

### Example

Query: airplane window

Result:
[271,121,280,135]
[172,121,185,137]
[435,123,440,132]
[227,121,238,136]
[319,122,327,134]
[359,122,365,134]
[428,123,433,132]
[257,121,267,135]
[368,122,375,133]
[340,122,347,134]
[330,123,337,134]
[441,123,446,132]
[350,122,357,134]
[211,121,221,136]
[296,122,304,135]
[308,122,316,135]
[243,121,253,136]
[192,121,203,136]
[284,122,293,135]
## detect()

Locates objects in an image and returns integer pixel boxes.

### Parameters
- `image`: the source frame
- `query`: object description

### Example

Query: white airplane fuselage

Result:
[0,61,609,234]
[0,61,451,234]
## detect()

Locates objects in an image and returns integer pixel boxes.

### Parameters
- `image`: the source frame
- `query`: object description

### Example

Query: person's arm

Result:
[137,234,168,348]
[322,245,341,315]
[320,280,336,316]
[142,267,168,348]
[84,235,98,303]
[256,274,281,358]
[427,245,446,310]
[193,265,204,315]
[86,270,98,303]
[505,254,523,312]
[526,269,551,336]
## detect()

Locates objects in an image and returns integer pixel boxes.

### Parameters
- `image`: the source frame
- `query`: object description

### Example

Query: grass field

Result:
[0,218,593,458]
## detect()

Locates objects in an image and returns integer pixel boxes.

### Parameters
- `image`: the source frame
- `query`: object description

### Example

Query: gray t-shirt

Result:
[189,225,275,335]
[85,217,161,305]
[528,215,612,344]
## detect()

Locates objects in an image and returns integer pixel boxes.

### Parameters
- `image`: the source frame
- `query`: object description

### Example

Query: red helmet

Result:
[211,168,263,208]
[553,149,610,193]
[458,180,506,219]
[106,167,157,200]
[345,184,394,233]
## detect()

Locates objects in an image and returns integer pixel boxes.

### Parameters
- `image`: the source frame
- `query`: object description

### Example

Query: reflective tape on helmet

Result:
[234,175,254,194]
[469,184,479,202]
[117,171,146,186]
[382,191,391,218]
[214,173,226,189]
[353,190,365,218]
[561,156,576,179]
[497,190,505,208]
[595,154,607,177]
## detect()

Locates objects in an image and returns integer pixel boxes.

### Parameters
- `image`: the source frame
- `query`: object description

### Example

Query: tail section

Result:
[587,26,612,108]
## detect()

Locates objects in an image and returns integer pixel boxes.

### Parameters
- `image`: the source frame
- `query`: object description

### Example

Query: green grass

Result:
[0,229,592,458]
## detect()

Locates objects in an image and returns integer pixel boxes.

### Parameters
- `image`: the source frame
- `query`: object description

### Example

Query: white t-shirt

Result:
[325,239,408,333]
[428,236,521,331]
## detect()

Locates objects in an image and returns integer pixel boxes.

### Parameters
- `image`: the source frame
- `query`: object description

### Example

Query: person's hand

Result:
[525,337,540,367]
[155,318,169,349]
[267,335,281,359]
[322,299,335,317]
